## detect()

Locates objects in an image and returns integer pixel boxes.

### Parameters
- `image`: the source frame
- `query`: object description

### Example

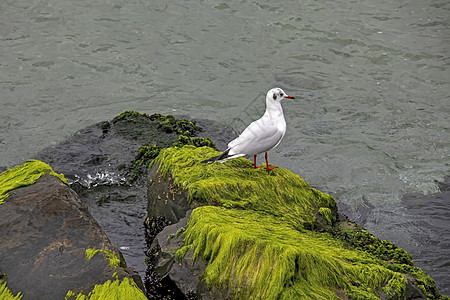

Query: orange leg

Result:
[265,152,278,170]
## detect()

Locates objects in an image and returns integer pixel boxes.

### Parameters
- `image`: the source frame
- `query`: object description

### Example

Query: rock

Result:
[0,162,145,300]
[147,145,338,230]
[33,111,226,279]
[34,111,223,186]
[147,160,193,224]
[151,210,204,295]
[148,210,233,300]
[145,145,447,299]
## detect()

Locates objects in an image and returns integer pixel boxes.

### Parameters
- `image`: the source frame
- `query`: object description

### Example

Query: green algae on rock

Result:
[318,207,334,226]
[148,145,449,299]
[150,145,336,231]
[64,249,146,300]
[85,249,123,269]
[131,135,216,182]
[112,111,201,137]
[337,228,413,265]
[64,277,147,300]
[120,111,216,182]
[172,135,217,150]
[0,159,67,205]
[0,277,22,300]
[178,206,408,299]
[130,143,162,182]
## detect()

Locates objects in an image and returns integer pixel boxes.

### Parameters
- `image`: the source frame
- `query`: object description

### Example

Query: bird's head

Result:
[267,88,295,102]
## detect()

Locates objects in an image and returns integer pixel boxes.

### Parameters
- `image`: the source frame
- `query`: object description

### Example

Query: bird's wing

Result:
[228,118,284,156]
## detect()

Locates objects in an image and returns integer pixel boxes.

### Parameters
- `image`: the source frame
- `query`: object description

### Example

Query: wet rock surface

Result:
[144,210,232,300]
[147,161,192,224]
[0,174,142,300]
[143,215,191,300]
[35,112,233,186]
[33,111,235,279]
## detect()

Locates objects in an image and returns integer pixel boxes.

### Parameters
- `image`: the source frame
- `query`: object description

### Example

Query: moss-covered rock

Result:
[85,249,124,269]
[65,250,146,300]
[149,145,336,231]
[0,159,67,204]
[337,228,413,265]
[64,277,146,300]
[0,161,144,300]
[131,135,216,182]
[146,145,449,299]
[179,206,407,299]
[130,143,162,182]
[172,135,217,150]
[112,111,201,138]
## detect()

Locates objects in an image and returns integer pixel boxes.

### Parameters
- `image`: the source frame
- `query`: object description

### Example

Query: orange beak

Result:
[285,95,295,99]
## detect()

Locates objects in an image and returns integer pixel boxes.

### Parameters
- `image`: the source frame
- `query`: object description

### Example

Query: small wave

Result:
[72,170,127,188]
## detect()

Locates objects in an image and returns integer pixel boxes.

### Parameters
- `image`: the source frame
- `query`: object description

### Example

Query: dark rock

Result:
[0,174,142,300]
[34,112,189,185]
[33,111,226,279]
[148,210,232,300]
[147,161,192,224]
[143,214,185,299]
[152,211,201,294]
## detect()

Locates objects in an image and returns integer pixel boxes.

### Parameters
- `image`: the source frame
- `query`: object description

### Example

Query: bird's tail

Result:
[201,149,231,163]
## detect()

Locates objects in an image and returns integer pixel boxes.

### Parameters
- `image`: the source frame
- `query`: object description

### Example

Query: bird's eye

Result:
[280,93,284,97]
[273,94,277,100]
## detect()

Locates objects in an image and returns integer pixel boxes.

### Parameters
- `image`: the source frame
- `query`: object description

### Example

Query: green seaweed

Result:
[148,113,201,137]
[120,111,212,181]
[85,249,123,269]
[130,136,216,182]
[0,159,68,205]
[177,206,409,299]
[0,276,23,300]
[130,143,162,182]
[112,111,201,137]
[111,111,142,123]
[151,145,336,231]
[172,135,217,150]
[385,263,447,299]
[65,249,146,299]
[337,229,412,265]
[318,207,334,226]
[152,145,448,299]
[134,144,162,167]
[64,278,147,300]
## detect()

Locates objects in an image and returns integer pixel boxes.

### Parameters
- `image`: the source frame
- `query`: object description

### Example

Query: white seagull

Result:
[202,87,294,170]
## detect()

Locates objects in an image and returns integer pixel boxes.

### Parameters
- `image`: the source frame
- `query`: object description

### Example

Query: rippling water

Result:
[1,0,449,293]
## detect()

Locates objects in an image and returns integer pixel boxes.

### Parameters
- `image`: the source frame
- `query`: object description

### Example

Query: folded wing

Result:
[228,118,284,156]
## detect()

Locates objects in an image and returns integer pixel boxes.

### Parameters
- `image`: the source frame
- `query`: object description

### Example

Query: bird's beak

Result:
[285,95,295,99]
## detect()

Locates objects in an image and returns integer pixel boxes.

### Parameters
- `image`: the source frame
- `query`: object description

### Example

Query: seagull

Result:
[201,87,294,170]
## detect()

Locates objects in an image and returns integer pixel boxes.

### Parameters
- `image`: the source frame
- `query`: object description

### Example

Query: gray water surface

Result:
[1,0,449,293]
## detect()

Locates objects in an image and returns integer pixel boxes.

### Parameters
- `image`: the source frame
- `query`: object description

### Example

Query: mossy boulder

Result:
[65,250,147,300]
[147,145,336,230]
[146,145,448,299]
[0,160,145,300]
[0,159,67,205]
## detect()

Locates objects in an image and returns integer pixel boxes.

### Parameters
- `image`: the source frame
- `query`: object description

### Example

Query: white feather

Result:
[217,87,292,162]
